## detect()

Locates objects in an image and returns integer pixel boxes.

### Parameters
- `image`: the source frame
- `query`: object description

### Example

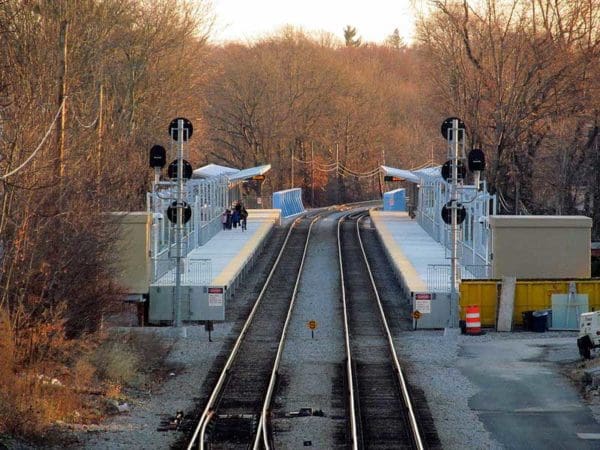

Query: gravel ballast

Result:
[272,214,347,448]
[394,330,503,449]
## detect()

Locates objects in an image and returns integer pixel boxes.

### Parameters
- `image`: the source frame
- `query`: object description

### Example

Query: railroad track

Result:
[186,212,322,449]
[338,212,424,449]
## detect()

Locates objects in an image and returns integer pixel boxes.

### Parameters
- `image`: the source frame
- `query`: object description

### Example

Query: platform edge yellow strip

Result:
[370,211,427,292]
[212,220,274,286]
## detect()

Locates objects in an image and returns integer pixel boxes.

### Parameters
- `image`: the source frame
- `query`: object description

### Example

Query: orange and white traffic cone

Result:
[465,305,483,335]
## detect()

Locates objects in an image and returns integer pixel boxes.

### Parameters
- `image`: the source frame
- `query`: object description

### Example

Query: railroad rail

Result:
[338,212,425,449]
[186,213,320,449]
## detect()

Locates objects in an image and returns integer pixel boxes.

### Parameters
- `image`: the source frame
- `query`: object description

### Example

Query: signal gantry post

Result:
[440,117,486,329]
[174,119,184,330]
[440,117,466,328]
[167,117,193,332]
[449,118,461,328]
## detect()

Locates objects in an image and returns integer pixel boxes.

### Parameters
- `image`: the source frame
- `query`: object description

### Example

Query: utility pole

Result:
[336,143,340,204]
[291,147,294,189]
[56,20,68,181]
[311,142,315,206]
[96,83,103,199]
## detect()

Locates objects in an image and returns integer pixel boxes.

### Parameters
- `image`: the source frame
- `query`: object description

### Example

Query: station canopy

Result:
[228,164,271,182]
[380,165,421,183]
[413,166,441,178]
[192,163,239,179]
[192,163,271,182]
[380,165,442,183]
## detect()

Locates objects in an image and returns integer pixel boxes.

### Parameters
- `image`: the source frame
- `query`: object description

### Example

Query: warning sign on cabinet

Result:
[208,287,224,307]
[415,299,431,314]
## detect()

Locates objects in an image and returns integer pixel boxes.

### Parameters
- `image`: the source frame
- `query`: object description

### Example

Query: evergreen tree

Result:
[386,28,405,50]
[343,25,361,47]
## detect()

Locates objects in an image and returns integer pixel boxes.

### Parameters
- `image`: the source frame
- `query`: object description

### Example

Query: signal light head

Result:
[149,145,166,168]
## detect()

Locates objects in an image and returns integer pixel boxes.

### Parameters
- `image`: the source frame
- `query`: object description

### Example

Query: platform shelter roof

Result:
[227,164,272,182]
[413,166,441,178]
[192,163,239,179]
[380,165,444,183]
[380,165,421,183]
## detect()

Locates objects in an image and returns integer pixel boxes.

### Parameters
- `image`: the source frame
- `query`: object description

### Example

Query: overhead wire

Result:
[338,164,380,176]
[291,147,387,178]
[314,165,338,173]
[291,156,312,164]
[72,110,99,129]
[71,90,100,128]
[409,159,436,171]
[497,189,511,212]
[292,156,337,169]
[0,98,66,180]
[338,165,380,178]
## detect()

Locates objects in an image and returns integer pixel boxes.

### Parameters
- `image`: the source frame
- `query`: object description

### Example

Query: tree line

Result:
[0,0,212,435]
[418,0,600,226]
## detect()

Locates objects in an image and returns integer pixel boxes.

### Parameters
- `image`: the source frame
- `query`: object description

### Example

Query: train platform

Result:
[148,209,281,323]
[206,209,281,288]
[369,210,473,296]
[154,209,281,288]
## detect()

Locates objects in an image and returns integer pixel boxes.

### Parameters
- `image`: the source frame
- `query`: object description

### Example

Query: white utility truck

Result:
[578,311,600,359]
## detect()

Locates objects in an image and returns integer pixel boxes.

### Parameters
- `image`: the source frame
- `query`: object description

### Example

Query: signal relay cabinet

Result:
[411,292,451,329]
[148,285,225,324]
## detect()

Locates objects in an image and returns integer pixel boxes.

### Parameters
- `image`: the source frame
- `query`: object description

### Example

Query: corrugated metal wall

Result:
[272,188,305,218]
[459,279,600,326]
[383,188,406,211]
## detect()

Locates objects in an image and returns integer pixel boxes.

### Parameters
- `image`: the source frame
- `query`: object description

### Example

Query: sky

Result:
[210,0,419,45]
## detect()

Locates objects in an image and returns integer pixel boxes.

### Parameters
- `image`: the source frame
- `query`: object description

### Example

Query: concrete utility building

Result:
[490,215,592,279]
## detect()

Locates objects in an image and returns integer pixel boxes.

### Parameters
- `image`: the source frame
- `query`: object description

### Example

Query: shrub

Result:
[89,330,171,389]
[91,339,141,387]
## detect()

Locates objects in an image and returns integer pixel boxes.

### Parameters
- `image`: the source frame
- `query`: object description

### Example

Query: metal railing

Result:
[153,234,192,282]
[427,264,491,292]
[187,259,212,284]
[416,172,495,269]
[197,215,223,246]
[149,175,232,284]
[153,258,212,286]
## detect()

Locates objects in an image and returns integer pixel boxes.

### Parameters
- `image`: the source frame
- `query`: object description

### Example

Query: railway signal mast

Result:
[149,118,194,334]
[440,117,485,328]
[169,118,193,332]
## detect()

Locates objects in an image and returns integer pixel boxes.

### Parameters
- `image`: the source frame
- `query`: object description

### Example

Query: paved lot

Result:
[459,337,600,449]
[398,331,600,450]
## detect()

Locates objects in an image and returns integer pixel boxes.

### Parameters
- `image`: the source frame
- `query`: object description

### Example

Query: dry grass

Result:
[91,339,141,387]
[89,330,171,390]
[0,320,171,440]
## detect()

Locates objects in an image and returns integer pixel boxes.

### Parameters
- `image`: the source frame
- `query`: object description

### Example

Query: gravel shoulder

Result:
[394,330,503,450]
[69,325,230,449]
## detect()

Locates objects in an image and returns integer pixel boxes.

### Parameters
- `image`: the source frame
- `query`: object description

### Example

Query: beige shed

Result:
[489,215,592,279]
